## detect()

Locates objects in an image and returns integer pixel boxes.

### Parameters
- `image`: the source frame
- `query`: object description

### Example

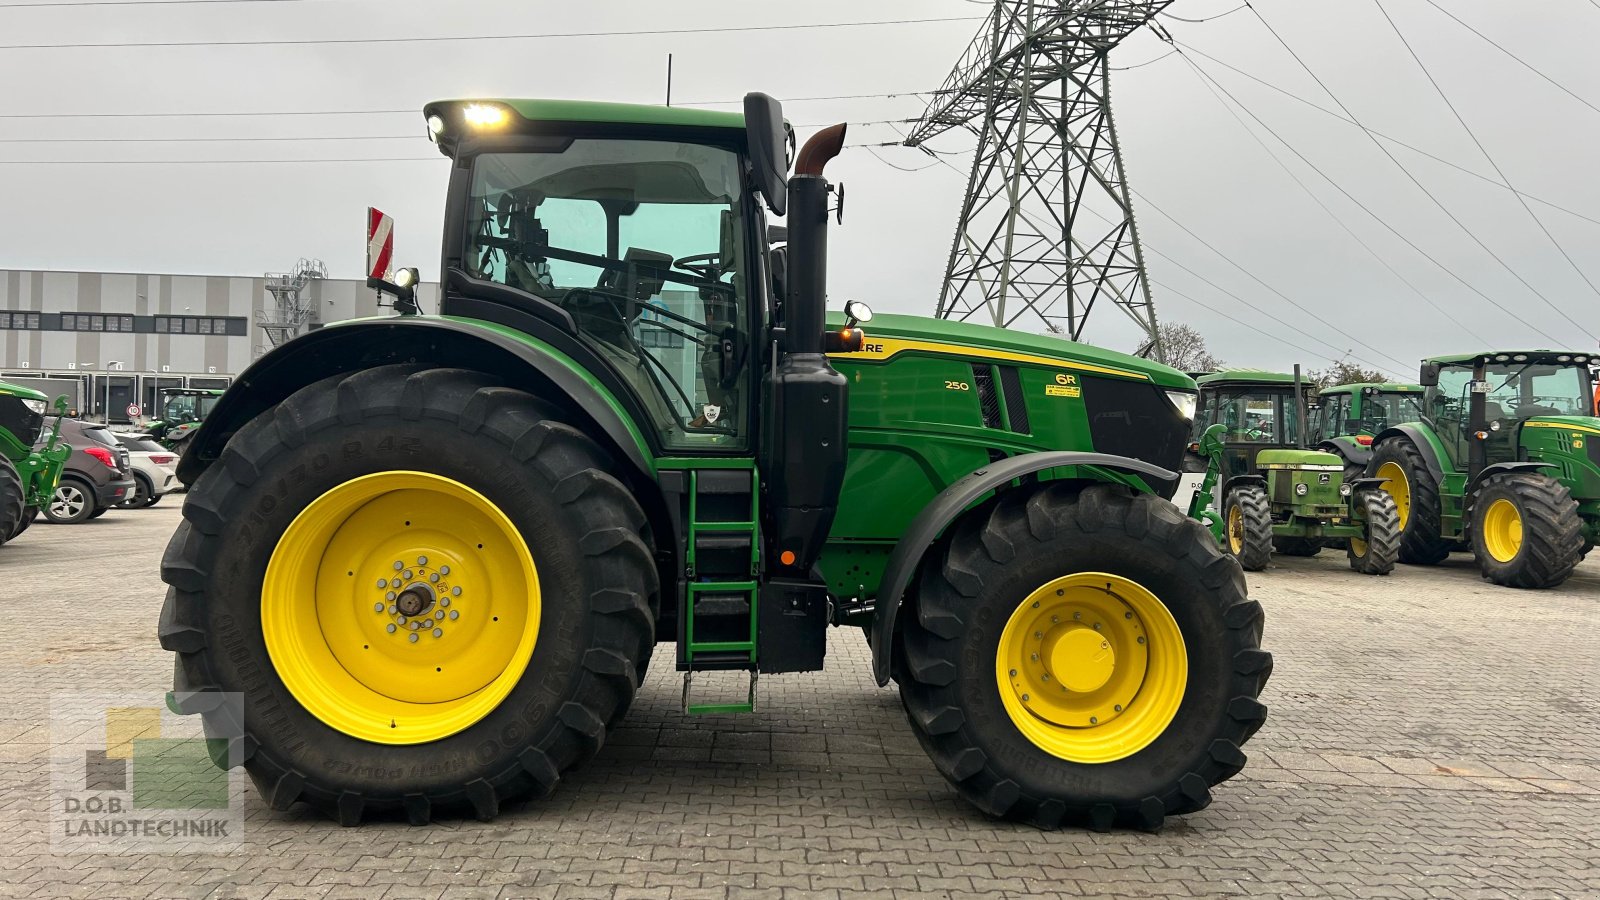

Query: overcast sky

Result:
[2,0,1598,378]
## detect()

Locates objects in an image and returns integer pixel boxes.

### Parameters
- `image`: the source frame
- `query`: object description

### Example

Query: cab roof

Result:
[1195,369,1306,387]
[1427,350,1596,366]
[423,99,746,156]
[1319,382,1423,395]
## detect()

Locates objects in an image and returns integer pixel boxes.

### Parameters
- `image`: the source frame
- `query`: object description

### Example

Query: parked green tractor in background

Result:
[1187,370,1399,574]
[1370,350,1600,588]
[145,387,222,453]
[0,380,70,546]
[1314,382,1424,483]
[157,95,1269,831]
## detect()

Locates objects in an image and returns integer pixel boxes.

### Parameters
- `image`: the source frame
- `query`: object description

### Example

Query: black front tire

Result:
[898,483,1271,831]
[1348,490,1400,575]
[1224,484,1273,571]
[0,455,23,547]
[118,473,151,509]
[1469,473,1583,589]
[159,365,659,825]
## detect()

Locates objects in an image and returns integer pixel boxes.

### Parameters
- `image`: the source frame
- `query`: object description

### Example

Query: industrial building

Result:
[0,263,436,424]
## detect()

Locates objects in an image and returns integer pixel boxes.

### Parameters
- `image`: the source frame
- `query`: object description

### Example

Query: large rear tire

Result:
[1468,473,1583,589]
[0,456,23,547]
[1223,484,1273,571]
[11,506,37,540]
[898,483,1271,831]
[159,365,658,825]
[1347,490,1400,575]
[1369,439,1450,565]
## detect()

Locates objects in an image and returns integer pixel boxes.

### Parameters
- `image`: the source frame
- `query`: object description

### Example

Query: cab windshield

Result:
[1368,392,1424,429]
[162,394,218,423]
[1200,387,1302,445]
[465,140,750,450]
[1434,363,1593,423]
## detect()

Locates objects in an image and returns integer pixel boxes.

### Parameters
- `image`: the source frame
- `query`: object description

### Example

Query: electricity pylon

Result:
[906,0,1171,358]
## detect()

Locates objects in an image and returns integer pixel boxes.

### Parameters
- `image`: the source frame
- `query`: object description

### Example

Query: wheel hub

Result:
[369,555,466,644]
[995,572,1188,764]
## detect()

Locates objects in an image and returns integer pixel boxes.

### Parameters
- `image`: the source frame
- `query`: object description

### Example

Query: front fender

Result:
[178,316,655,485]
[1374,424,1447,485]
[1468,461,1557,494]
[1318,437,1371,468]
[868,451,1177,686]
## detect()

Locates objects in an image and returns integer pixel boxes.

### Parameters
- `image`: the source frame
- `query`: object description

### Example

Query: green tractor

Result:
[158,95,1270,830]
[1370,350,1600,588]
[145,387,223,453]
[1313,382,1424,483]
[1187,370,1399,574]
[0,380,71,546]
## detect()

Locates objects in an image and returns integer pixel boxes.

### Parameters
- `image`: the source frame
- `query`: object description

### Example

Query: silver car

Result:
[112,433,180,509]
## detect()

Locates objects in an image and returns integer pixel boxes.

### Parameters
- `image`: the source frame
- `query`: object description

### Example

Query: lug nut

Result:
[1114,704,1123,712]
[430,573,439,583]
[1051,615,1059,624]
[417,556,428,566]
[408,633,419,643]
[373,602,384,612]
[391,578,402,589]
[1009,668,1018,677]
[440,598,450,608]
[1090,716,1098,724]
[1137,636,1145,644]
[375,578,387,589]
[439,565,450,575]
[386,624,397,634]
[397,616,407,625]
[1031,653,1039,661]
[411,621,421,630]
[1073,612,1081,620]
[403,570,413,579]
[448,610,459,620]
[393,561,403,571]
[387,591,396,601]
[451,587,462,597]
[435,610,445,620]
[1124,611,1133,619]
[1022,693,1030,701]
[432,628,443,638]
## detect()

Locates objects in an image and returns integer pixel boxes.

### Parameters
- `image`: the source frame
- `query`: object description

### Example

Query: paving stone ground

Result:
[5,504,1598,899]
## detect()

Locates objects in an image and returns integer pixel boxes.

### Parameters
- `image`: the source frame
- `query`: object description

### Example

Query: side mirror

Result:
[1419,362,1440,387]
[744,92,788,217]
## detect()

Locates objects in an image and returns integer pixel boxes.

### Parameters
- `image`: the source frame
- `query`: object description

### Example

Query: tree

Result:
[1143,322,1223,372]
[1305,359,1389,389]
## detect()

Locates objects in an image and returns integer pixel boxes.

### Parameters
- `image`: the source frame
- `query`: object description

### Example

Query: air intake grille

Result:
[972,364,1003,428]
[999,366,1030,434]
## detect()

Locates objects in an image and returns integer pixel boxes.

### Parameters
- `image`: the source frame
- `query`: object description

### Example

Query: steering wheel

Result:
[673,252,723,281]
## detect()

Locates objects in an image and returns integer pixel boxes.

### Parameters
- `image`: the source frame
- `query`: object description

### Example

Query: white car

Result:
[112,433,180,508]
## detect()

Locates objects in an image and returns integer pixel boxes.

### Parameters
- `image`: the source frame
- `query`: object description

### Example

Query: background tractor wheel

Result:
[1468,473,1583,589]
[0,455,23,547]
[1223,484,1273,571]
[1369,439,1450,565]
[898,482,1270,831]
[1272,536,1320,557]
[159,365,658,825]
[1348,490,1400,575]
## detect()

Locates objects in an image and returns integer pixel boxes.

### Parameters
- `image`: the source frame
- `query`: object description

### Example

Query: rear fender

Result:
[1318,437,1371,468]
[178,317,655,485]
[868,451,1177,686]
[1373,424,1447,485]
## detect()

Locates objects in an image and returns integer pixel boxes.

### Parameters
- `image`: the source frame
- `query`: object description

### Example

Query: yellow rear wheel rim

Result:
[1377,461,1410,529]
[994,573,1187,764]
[262,471,540,745]
[1227,504,1244,554]
[1481,498,1523,563]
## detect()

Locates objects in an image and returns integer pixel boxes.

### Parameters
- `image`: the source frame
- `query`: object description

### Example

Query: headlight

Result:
[462,103,509,128]
[1165,390,1198,421]
[1339,483,1352,497]
[20,398,46,415]
[1294,483,1309,496]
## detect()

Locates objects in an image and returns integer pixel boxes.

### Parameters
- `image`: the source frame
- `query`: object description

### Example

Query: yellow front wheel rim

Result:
[1481,498,1523,563]
[1377,462,1410,529]
[1227,504,1244,554]
[994,573,1187,764]
[263,471,540,745]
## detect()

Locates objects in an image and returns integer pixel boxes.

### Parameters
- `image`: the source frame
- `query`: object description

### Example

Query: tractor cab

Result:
[159,389,222,426]
[1314,382,1424,481]
[1420,350,1598,473]
[1190,370,1317,479]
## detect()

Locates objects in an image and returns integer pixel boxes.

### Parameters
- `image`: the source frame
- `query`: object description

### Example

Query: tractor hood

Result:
[824,311,1194,390]
[1522,416,1600,434]
[0,379,49,404]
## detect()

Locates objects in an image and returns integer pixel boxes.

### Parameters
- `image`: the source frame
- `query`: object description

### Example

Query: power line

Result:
[1421,0,1600,119]
[1247,4,1572,345]
[1131,186,1415,370]
[1177,50,1492,346]
[1160,4,1248,24]
[0,15,986,50]
[1174,40,1600,229]
[1110,49,1176,70]
[884,120,1402,375]
[0,156,438,164]
[1374,0,1600,339]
